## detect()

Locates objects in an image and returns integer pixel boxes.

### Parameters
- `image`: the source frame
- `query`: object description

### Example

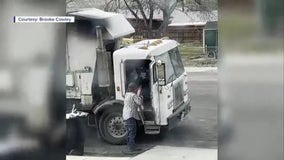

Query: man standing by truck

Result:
[123,83,143,153]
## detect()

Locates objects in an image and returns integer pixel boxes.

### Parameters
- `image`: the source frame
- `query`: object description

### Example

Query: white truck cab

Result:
[113,39,191,127]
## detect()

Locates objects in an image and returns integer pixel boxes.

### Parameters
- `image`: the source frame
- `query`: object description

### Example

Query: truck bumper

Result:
[167,100,191,130]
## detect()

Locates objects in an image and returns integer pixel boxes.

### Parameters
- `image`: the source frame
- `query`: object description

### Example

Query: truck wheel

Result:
[99,109,127,144]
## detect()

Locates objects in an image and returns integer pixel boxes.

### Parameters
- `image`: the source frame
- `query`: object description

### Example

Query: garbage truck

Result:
[66,9,191,144]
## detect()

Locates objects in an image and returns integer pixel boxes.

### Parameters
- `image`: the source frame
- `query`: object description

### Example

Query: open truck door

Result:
[149,61,160,124]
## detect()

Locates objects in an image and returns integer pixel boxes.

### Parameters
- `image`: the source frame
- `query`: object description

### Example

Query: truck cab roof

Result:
[114,39,179,60]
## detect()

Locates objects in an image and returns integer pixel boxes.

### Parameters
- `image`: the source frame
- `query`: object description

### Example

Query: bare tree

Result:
[66,0,74,4]
[177,0,217,12]
[104,0,122,12]
[116,0,178,37]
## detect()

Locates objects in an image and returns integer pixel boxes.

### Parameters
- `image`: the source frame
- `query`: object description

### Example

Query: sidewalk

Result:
[185,67,217,72]
[132,146,217,160]
[66,146,217,160]
[66,156,130,160]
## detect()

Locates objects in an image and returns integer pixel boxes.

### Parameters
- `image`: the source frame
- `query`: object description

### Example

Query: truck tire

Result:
[98,108,127,144]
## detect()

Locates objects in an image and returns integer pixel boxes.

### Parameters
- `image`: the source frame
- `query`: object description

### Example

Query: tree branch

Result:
[149,0,154,28]
[104,0,115,11]
[133,0,148,28]
[123,0,140,21]
[66,0,75,4]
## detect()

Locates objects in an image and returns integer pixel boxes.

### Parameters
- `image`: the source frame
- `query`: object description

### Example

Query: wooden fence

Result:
[128,25,205,43]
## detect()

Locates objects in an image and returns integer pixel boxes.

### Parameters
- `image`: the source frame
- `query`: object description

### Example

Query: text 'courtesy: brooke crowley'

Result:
[14,16,75,23]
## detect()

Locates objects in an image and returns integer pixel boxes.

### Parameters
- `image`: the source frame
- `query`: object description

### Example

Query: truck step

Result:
[144,124,160,134]
[144,121,155,125]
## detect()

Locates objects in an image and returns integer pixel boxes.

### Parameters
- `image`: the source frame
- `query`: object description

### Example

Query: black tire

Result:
[208,51,214,58]
[98,108,127,145]
[208,50,216,58]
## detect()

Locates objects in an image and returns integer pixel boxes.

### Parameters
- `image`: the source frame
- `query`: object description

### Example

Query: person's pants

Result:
[126,118,137,151]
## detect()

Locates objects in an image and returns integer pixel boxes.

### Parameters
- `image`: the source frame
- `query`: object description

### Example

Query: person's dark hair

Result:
[127,82,137,93]
[136,67,141,74]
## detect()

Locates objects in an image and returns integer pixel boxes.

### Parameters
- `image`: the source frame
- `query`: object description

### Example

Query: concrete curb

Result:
[66,156,130,160]
[185,67,217,72]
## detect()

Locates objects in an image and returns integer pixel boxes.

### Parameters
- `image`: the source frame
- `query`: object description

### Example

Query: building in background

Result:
[167,10,217,43]
[120,9,217,43]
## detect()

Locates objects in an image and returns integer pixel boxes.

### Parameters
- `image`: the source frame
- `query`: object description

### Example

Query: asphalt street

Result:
[78,71,218,157]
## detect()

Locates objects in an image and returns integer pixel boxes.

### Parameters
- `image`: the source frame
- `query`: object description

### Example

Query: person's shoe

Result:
[133,148,143,152]
[122,147,144,155]
[68,149,84,156]
[134,145,144,150]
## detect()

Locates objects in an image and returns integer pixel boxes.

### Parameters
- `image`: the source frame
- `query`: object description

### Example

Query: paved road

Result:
[78,71,218,157]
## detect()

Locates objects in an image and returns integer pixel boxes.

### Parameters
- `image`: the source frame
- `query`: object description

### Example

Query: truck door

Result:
[149,61,160,124]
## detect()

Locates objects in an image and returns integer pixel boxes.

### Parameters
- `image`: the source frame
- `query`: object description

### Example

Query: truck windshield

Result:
[155,47,185,84]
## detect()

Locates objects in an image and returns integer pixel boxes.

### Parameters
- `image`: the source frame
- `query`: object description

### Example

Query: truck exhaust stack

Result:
[95,26,111,87]
[96,26,104,50]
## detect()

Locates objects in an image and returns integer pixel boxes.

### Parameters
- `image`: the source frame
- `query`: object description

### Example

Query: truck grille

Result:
[173,82,184,108]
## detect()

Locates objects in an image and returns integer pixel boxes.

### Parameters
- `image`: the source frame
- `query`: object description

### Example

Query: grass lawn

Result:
[179,43,218,67]
[179,43,204,57]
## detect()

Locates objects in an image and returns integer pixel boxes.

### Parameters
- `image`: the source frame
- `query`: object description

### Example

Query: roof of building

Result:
[114,39,179,59]
[169,10,218,26]
[118,9,164,20]
[205,21,218,29]
[168,22,206,26]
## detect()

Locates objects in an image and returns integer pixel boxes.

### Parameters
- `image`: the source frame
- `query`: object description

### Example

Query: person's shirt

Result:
[123,92,142,120]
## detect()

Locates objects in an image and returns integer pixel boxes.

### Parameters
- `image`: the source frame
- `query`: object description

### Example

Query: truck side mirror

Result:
[157,60,166,86]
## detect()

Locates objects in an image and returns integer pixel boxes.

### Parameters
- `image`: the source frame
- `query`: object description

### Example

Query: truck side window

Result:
[155,52,176,84]
[153,63,158,83]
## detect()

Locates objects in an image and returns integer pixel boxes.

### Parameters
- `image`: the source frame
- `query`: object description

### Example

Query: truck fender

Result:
[92,99,124,115]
